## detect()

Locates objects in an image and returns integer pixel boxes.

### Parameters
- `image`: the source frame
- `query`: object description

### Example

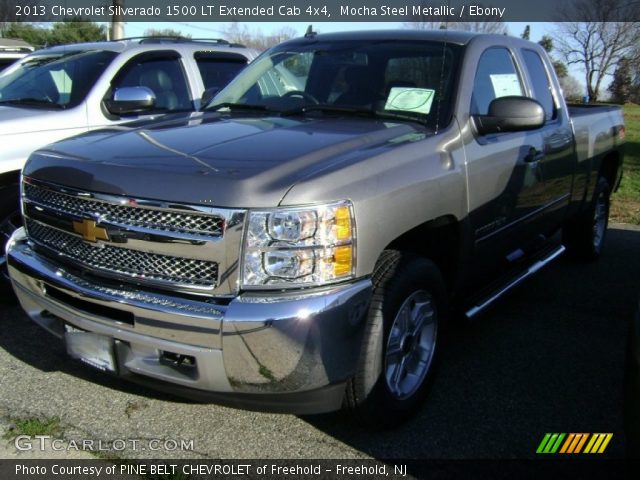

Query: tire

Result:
[563,176,610,261]
[344,250,447,428]
[0,182,21,280]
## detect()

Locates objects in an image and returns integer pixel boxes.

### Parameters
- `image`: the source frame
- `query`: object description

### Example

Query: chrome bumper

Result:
[7,228,372,413]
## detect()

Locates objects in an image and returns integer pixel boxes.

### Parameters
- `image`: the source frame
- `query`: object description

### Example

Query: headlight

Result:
[241,201,356,288]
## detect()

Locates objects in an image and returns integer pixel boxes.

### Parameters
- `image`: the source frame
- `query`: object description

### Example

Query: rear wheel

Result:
[563,177,610,261]
[345,250,447,428]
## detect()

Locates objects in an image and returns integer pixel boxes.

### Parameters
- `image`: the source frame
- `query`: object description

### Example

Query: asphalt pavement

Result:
[0,225,638,460]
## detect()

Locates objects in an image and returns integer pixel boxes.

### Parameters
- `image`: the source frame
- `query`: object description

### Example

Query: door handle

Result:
[523,149,544,164]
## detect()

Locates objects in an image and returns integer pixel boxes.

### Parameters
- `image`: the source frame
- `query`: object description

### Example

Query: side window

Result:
[113,54,192,112]
[471,48,523,115]
[194,52,248,91]
[522,49,555,122]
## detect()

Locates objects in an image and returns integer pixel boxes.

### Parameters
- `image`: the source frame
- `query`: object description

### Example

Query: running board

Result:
[465,245,566,318]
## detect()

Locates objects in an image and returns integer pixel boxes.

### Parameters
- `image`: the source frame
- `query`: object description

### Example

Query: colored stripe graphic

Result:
[537,433,612,454]
[537,433,565,453]
[584,433,614,454]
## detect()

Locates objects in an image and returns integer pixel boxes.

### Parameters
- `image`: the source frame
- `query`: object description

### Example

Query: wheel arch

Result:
[383,215,461,292]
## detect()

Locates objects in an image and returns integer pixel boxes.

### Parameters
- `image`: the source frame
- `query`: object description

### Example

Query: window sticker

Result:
[384,87,435,114]
[489,74,522,98]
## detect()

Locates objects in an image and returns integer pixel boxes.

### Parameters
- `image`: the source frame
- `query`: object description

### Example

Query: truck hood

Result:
[24,112,426,208]
[0,105,70,135]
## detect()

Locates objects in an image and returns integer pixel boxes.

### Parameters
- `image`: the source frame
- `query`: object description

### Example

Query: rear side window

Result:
[471,48,523,116]
[194,52,248,91]
[521,49,555,121]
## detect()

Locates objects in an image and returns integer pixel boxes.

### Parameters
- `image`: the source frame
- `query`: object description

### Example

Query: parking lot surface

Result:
[0,225,638,459]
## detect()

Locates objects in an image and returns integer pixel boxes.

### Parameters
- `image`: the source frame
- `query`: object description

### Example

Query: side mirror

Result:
[473,96,545,135]
[201,87,220,109]
[105,86,156,116]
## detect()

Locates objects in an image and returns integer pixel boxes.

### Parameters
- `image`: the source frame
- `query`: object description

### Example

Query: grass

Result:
[2,416,62,439]
[610,104,640,224]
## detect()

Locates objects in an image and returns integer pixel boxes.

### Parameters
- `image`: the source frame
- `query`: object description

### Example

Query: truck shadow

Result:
[0,226,638,458]
[0,290,193,404]
[300,225,640,459]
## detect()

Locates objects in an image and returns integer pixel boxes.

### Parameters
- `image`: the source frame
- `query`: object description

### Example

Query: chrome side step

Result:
[465,245,566,318]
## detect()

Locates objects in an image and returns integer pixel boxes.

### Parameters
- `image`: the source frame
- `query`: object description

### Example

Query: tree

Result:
[538,35,553,53]
[221,23,297,50]
[3,20,105,48]
[559,75,585,102]
[144,28,191,39]
[2,23,49,47]
[49,19,106,45]
[553,0,640,102]
[403,20,508,35]
[403,3,508,34]
[608,57,633,104]
[535,35,568,80]
[521,25,531,40]
[553,60,568,79]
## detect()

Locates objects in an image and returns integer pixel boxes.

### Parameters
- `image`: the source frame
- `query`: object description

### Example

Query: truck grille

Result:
[26,220,219,289]
[18,180,249,294]
[23,182,224,237]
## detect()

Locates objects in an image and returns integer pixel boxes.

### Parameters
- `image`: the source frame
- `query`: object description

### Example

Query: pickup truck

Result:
[6,30,624,427]
[0,37,257,273]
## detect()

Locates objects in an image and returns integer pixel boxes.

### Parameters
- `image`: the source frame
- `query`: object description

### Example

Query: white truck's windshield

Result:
[0,50,117,109]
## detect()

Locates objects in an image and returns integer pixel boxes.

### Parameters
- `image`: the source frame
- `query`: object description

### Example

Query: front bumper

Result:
[7,228,372,414]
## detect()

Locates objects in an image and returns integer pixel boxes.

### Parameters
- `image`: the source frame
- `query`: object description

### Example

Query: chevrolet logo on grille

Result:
[72,219,109,243]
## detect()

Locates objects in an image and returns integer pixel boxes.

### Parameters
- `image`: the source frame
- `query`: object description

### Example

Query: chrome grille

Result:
[24,182,224,237]
[26,219,219,289]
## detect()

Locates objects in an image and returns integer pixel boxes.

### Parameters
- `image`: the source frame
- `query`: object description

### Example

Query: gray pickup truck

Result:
[6,30,624,427]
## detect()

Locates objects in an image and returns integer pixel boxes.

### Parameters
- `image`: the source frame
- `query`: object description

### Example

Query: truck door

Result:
[518,48,574,234]
[466,47,548,252]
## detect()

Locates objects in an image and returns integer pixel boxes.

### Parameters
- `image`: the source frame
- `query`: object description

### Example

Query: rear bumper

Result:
[7,228,372,413]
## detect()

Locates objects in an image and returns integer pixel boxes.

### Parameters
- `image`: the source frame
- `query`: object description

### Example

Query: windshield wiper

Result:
[0,98,63,109]
[281,104,376,117]
[204,102,273,113]
[281,104,425,125]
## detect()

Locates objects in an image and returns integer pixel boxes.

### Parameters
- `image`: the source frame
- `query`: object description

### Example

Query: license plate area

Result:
[65,325,117,373]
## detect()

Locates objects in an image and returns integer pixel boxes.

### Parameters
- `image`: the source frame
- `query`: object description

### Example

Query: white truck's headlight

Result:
[241,201,356,288]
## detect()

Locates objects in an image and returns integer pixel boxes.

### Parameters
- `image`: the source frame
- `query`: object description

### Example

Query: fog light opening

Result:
[160,351,197,368]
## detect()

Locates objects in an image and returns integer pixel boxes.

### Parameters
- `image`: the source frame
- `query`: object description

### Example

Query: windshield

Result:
[0,49,117,109]
[206,39,462,128]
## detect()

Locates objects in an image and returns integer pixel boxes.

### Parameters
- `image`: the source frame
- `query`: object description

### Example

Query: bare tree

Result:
[222,23,298,51]
[559,75,585,101]
[553,0,640,101]
[403,20,508,34]
[403,3,508,34]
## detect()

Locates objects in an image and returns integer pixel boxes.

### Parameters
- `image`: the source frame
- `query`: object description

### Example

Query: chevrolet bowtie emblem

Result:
[72,219,109,243]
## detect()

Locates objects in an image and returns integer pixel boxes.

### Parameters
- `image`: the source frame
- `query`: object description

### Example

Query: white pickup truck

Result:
[0,38,33,72]
[0,37,258,272]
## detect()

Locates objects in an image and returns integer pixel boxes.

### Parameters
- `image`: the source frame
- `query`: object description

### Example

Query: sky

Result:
[122,21,554,42]
[121,21,589,89]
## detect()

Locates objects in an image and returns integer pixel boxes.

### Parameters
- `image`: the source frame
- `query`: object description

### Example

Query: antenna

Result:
[305,25,316,38]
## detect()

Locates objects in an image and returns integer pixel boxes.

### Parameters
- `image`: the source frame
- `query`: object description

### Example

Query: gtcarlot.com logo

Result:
[14,435,195,452]
[536,433,613,454]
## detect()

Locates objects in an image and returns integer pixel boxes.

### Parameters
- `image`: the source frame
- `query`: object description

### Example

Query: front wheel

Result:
[344,250,447,428]
[563,176,610,261]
